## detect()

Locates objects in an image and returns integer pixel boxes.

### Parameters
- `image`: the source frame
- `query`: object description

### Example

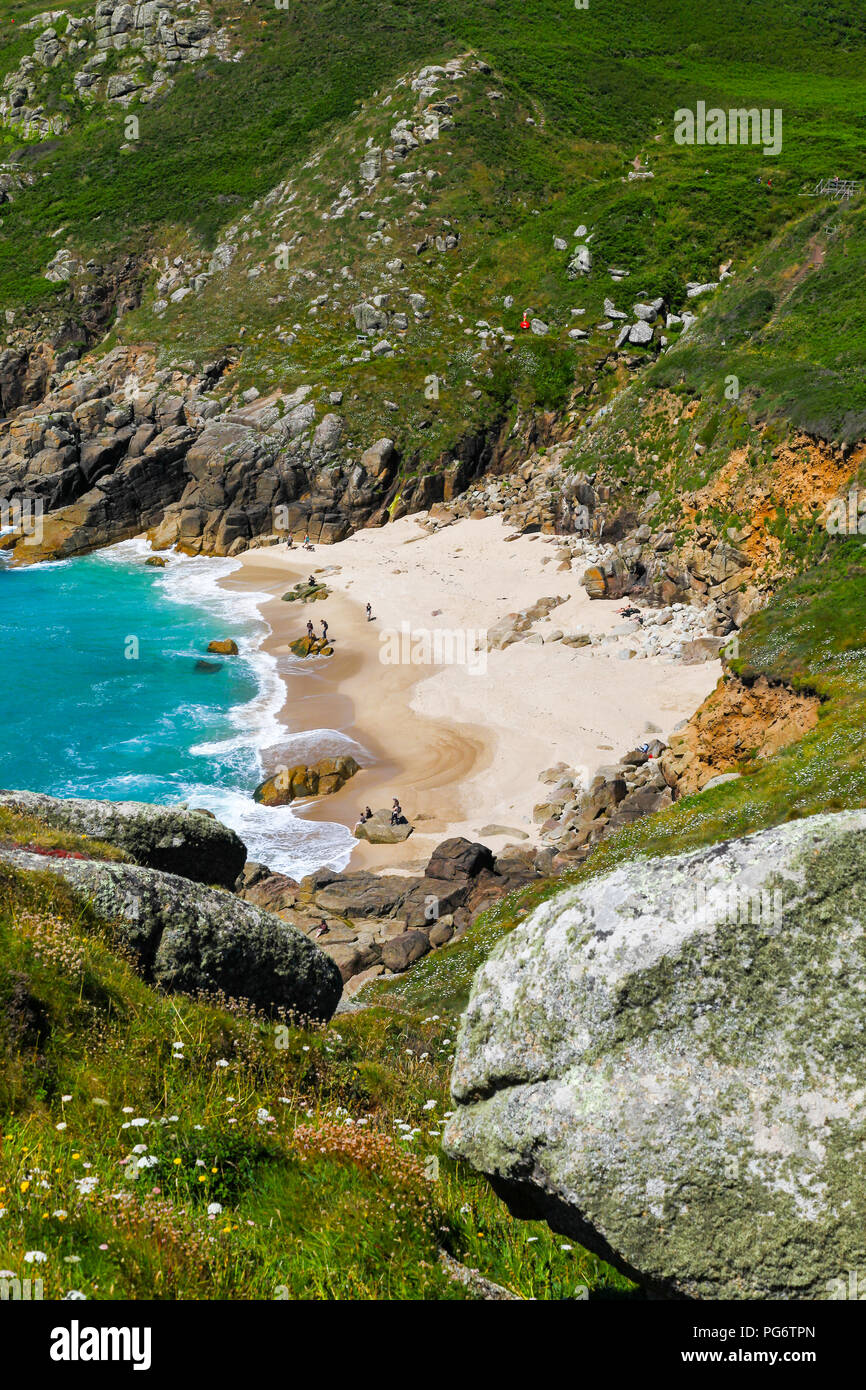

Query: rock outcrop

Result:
[660,673,820,794]
[253,756,360,806]
[0,847,342,1019]
[0,790,246,888]
[445,811,866,1299]
[353,809,414,843]
[236,836,543,992]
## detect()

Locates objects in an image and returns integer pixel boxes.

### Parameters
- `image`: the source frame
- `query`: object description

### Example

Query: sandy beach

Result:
[221,515,721,874]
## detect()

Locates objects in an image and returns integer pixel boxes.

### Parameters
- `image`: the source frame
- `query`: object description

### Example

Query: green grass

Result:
[0,859,632,1299]
[4,0,866,463]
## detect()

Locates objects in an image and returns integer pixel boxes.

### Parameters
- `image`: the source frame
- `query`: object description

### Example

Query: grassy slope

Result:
[3,1,866,442]
[0,846,631,1299]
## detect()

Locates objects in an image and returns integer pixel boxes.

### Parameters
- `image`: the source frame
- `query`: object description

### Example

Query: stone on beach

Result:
[253,756,360,806]
[353,808,414,843]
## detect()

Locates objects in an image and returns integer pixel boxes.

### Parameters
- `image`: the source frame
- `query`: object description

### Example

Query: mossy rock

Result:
[282,581,331,603]
[445,810,866,1300]
[254,755,360,806]
[290,635,333,658]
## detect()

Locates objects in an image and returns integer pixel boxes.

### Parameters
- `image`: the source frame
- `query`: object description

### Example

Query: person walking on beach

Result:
[366,602,373,622]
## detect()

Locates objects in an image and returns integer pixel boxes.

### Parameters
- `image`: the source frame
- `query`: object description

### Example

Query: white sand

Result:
[224,515,720,872]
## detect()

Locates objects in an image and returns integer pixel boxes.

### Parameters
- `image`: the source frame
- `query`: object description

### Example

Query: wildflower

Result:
[423,1100,436,1111]
[207,1202,223,1217]
[195,1160,205,1167]
[61,1095,72,1103]
[63,1290,87,1300]
[0,1210,6,1219]
[173,1158,182,1166]
[122,1107,134,1114]
[52,1210,68,1220]
[55,1122,68,1131]
[98,1244,108,1251]
[215,1059,229,1068]
[136,1156,158,1169]
[63,1256,82,1264]
[256,1109,274,1125]
[560,1244,573,1252]
[19,1181,30,1193]
[129,1118,148,1128]
[24,1251,48,1263]
[92,1099,108,1107]
[74,1176,98,1196]
[168,1115,179,1123]
[132,1144,147,1155]
[197,1176,207,1184]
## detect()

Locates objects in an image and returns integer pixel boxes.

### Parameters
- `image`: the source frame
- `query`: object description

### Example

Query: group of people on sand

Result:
[305,618,329,643]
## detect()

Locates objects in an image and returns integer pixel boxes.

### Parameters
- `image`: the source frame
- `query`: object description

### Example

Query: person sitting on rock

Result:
[390,797,402,825]
[358,806,373,823]
[313,919,329,938]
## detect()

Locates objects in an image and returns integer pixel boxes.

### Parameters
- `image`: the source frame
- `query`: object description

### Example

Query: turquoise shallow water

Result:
[0,541,356,878]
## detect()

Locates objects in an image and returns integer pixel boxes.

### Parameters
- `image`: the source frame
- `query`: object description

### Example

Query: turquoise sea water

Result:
[0,541,356,878]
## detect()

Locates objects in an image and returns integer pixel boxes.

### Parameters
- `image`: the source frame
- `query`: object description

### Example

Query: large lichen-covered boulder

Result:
[444,811,866,1299]
[0,791,246,889]
[1,848,342,1020]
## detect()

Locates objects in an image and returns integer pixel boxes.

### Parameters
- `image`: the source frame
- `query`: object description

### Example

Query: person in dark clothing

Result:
[390,797,402,825]
[321,619,329,642]
[366,603,373,621]
[306,619,315,640]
